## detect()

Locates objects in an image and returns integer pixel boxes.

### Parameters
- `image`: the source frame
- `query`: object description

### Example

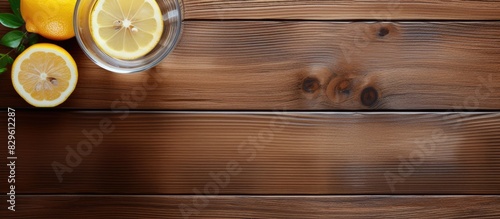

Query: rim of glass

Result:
[73,0,183,74]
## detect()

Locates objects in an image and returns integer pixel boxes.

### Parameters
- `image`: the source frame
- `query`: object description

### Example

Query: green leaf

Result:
[0,30,24,48]
[8,0,22,20]
[16,44,25,53]
[28,33,38,46]
[0,53,14,67]
[0,53,13,74]
[0,13,24,29]
[0,53,14,66]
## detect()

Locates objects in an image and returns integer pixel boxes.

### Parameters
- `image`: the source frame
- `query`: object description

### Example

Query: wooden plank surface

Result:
[3,111,499,194]
[3,196,500,218]
[184,0,500,20]
[1,0,499,217]
[1,22,500,109]
[3,0,500,21]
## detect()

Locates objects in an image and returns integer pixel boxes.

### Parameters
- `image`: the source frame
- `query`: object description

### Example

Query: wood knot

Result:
[302,77,320,93]
[361,87,378,107]
[378,27,390,37]
[336,79,352,95]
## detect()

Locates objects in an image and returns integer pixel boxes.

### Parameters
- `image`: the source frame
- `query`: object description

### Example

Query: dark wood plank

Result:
[184,0,500,20]
[2,111,500,194]
[1,22,500,110]
[4,196,500,218]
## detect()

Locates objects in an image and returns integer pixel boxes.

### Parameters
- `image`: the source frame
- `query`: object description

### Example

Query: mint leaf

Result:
[8,0,22,20]
[0,68,7,74]
[0,13,24,29]
[0,30,24,48]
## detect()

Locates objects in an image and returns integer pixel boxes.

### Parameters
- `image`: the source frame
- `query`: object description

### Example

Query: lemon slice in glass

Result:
[90,0,164,60]
[12,43,78,107]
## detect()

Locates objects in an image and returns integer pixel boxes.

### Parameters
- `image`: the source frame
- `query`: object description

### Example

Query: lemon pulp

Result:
[12,43,78,107]
[90,0,164,60]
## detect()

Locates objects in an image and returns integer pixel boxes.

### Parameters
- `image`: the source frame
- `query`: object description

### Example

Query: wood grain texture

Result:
[2,111,499,194]
[184,0,500,20]
[3,196,500,218]
[1,22,500,109]
[2,0,500,21]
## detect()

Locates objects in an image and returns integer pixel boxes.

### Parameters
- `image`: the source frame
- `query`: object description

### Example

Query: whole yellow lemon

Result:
[21,0,77,41]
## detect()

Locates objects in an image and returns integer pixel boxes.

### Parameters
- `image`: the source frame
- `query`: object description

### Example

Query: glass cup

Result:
[74,0,182,74]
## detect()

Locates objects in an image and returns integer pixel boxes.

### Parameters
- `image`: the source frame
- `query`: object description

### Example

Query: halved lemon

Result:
[11,43,78,107]
[90,0,164,60]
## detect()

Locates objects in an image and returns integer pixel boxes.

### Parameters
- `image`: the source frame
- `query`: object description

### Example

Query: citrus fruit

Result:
[11,43,78,107]
[21,0,77,41]
[90,0,164,60]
